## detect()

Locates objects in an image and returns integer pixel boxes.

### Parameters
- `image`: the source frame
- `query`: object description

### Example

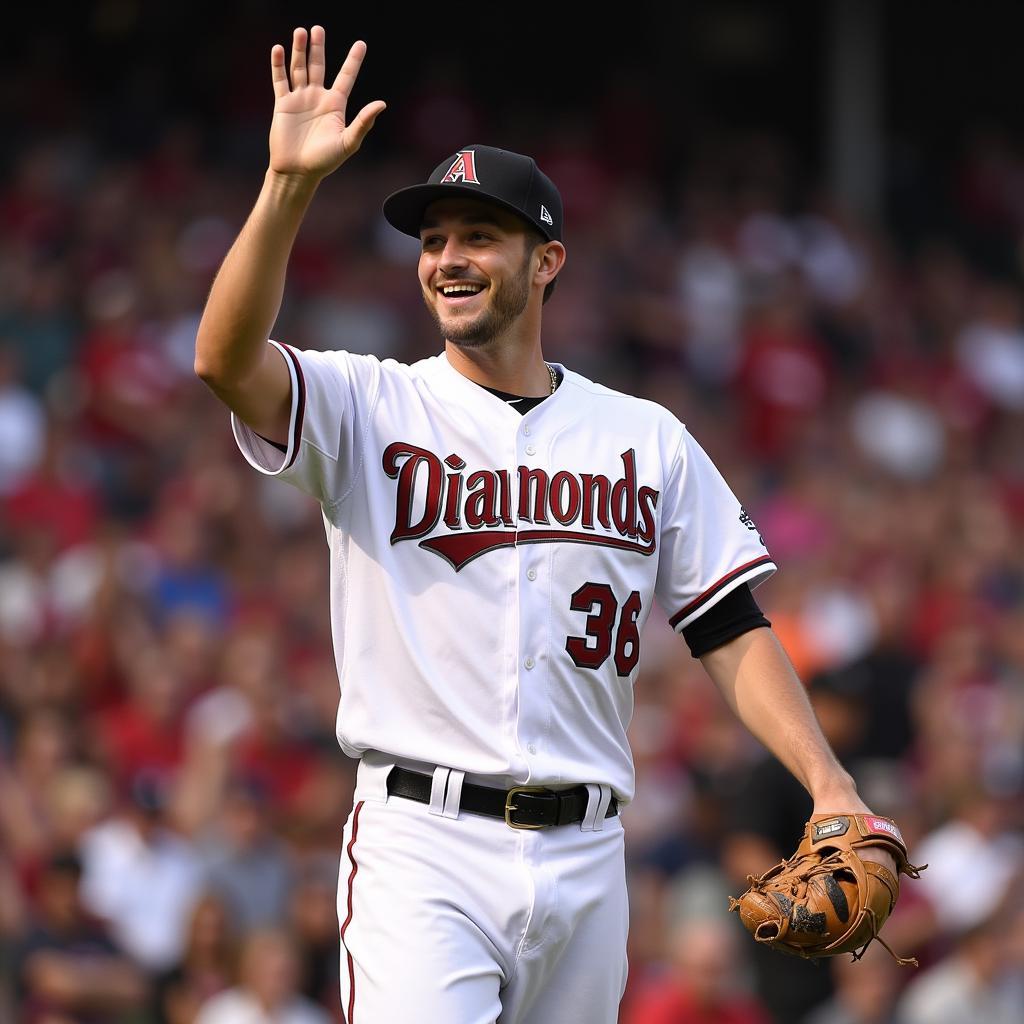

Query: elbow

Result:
[193,319,234,384]
[193,358,226,396]
[193,331,262,388]
[193,356,213,382]
[193,331,218,383]
[193,329,226,383]
[193,356,224,387]
[193,345,234,388]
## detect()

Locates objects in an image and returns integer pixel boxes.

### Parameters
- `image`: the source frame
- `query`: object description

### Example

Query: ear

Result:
[534,240,566,289]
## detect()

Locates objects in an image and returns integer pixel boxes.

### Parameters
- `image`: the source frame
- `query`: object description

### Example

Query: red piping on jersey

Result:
[278,342,306,472]
[340,800,364,1023]
[668,556,774,628]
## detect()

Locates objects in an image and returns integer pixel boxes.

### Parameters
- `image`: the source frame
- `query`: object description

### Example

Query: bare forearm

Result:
[194,169,319,383]
[701,628,863,808]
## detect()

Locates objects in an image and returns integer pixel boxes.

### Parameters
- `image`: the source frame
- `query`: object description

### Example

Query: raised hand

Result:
[269,26,386,181]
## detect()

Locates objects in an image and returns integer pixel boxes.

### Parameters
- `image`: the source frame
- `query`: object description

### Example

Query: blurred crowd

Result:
[2,84,1024,1023]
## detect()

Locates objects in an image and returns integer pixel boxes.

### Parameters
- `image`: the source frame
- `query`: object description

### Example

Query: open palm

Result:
[269,26,386,180]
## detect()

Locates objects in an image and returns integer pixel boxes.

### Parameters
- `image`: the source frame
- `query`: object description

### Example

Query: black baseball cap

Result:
[382,144,564,243]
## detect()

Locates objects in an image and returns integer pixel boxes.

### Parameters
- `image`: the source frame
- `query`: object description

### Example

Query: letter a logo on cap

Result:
[441,151,481,184]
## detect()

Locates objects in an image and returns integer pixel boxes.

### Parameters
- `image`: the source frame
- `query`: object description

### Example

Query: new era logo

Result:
[540,204,553,226]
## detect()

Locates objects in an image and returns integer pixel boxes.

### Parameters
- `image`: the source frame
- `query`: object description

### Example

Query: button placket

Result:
[516,423,550,775]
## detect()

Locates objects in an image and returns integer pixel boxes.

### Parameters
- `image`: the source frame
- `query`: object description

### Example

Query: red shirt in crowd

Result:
[624,982,771,1024]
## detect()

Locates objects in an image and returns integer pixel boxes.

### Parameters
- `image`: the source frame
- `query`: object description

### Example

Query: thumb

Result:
[350,101,387,143]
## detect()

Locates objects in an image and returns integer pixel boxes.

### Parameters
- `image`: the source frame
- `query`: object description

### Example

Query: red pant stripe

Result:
[340,800,365,1023]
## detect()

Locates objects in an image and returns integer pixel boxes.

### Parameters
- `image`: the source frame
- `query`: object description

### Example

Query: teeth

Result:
[442,284,484,296]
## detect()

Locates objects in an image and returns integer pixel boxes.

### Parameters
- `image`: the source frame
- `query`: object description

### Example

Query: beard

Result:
[425,249,532,348]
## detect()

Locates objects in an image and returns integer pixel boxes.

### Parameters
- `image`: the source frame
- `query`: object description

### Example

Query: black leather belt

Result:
[386,766,619,830]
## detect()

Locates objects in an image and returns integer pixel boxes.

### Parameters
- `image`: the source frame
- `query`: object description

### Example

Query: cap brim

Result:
[382,183,546,240]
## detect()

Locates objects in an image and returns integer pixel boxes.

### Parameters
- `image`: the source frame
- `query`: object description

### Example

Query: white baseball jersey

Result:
[230,341,776,802]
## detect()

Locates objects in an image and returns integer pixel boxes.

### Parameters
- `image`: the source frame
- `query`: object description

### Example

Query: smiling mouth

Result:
[438,284,488,307]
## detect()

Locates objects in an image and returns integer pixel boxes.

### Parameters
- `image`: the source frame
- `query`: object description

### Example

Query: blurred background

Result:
[2,1,1024,1021]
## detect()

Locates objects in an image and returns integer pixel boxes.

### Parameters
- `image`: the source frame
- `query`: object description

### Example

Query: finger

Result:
[270,44,289,98]
[290,26,308,88]
[308,24,326,87]
[331,39,368,99]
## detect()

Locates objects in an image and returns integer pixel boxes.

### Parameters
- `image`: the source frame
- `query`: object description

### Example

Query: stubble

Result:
[425,245,533,349]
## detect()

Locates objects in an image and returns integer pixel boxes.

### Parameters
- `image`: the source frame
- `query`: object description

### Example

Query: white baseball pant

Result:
[337,756,629,1024]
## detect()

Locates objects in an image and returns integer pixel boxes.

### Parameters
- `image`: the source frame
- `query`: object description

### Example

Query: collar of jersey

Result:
[479,384,540,404]
[436,350,567,419]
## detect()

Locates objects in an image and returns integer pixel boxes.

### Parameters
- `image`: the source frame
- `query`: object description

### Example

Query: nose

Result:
[433,233,472,272]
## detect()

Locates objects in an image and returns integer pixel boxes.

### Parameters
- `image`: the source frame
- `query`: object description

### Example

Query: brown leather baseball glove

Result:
[728,813,927,964]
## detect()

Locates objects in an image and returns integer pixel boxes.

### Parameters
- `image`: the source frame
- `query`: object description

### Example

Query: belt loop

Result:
[442,770,465,818]
[580,783,611,831]
[429,767,451,815]
[356,752,397,803]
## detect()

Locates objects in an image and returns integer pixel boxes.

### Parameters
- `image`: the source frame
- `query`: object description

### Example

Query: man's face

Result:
[418,197,536,348]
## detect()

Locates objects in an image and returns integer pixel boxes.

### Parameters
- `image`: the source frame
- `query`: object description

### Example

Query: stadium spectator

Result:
[77,771,204,972]
[150,893,236,1024]
[194,928,331,1024]
[623,915,770,1024]
[10,851,147,1023]
[896,907,1024,1024]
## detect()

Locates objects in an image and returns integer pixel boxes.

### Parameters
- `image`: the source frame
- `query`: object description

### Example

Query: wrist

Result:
[263,168,322,206]
[808,770,865,813]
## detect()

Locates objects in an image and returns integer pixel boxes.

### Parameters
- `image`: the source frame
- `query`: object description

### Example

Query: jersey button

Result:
[525,444,537,456]
[527,743,537,755]
[524,656,535,670]
[526,568,537,581]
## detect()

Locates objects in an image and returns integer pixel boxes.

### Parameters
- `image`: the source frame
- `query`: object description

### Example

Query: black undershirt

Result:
[255,371,769,655]
[477,382,552,413]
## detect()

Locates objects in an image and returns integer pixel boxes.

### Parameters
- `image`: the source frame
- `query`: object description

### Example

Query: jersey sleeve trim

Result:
[668,555,777,631]
[229,340,305,476]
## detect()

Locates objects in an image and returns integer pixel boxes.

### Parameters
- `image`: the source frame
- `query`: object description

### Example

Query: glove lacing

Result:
[745,849,922,966]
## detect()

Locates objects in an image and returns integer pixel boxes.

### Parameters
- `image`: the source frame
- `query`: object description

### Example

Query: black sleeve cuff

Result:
[682,583,770,658]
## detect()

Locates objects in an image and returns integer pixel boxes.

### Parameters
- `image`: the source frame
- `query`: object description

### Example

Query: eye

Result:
[420,230,493,250]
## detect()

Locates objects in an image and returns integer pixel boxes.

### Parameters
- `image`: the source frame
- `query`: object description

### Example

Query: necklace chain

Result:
[546,363,559,395]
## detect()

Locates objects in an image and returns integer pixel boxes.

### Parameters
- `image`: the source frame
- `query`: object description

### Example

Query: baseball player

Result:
[194,26,897,1024]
